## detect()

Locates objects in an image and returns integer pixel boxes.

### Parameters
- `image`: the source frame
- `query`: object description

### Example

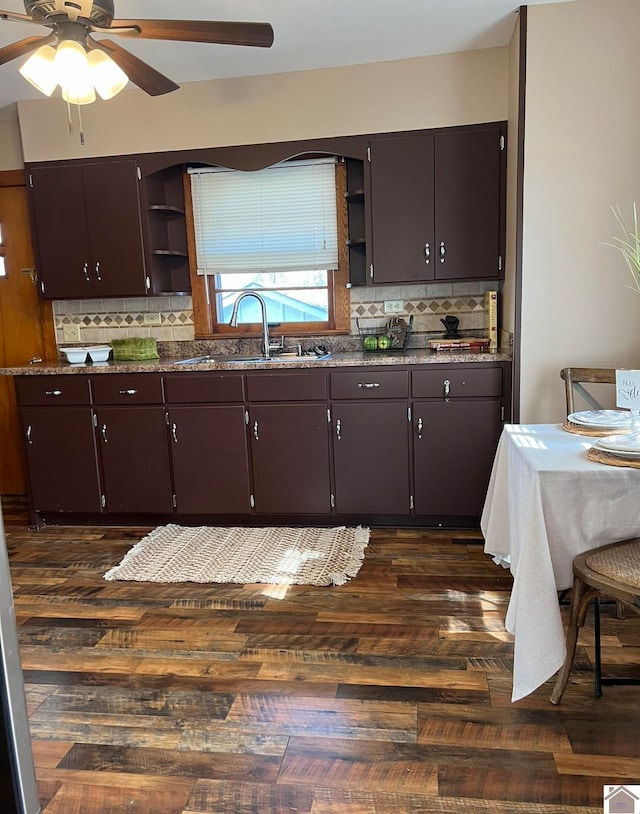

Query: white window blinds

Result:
[188,158,338,275]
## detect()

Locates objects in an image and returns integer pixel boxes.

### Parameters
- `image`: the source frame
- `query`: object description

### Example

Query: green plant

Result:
[606,203,640,293]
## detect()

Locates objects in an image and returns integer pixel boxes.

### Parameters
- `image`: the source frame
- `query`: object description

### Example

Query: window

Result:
[187,157,349,337]
[0,221,5,277]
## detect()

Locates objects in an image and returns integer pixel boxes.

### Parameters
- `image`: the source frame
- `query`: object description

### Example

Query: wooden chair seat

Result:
[550,538,640,704]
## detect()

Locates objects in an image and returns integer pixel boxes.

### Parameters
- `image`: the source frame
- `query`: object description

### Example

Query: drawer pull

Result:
[357,382,380,389]
[253,420,259,441]
[440,241,446,263]
[83,262,90,282]
[119,389,138,396]
[45,390,63,397]
[443,379,451,401]
[101,424,108,443]
[171,423,178,443]
[26,425,32,445]
[416,417,423,439]
[424,242,430,264]
[95,261,102,281]
[335,418,341,441]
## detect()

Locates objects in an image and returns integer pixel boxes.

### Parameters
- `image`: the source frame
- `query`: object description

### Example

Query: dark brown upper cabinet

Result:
[368,123,506,285]
[28,159,149,299]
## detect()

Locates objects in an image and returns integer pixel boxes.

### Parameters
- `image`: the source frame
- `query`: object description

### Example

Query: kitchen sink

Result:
[175,353,330,365]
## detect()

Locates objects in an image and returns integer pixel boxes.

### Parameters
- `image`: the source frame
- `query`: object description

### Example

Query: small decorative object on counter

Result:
[440,315,461,338]
[357,315,413,352]
[429,338,490,351]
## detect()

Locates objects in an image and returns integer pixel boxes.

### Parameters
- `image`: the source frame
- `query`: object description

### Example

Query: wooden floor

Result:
[3,497,640,814]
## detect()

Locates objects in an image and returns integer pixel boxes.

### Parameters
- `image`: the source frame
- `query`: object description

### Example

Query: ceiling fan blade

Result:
[0,9,35,24]
[0,32,54,66]
[90,39,179,96]
[109,19,274,48]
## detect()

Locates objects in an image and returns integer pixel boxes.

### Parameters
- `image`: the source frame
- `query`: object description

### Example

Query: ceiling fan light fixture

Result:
[19,44,57,96]
[55,39,95,105]
[87,48,128,100]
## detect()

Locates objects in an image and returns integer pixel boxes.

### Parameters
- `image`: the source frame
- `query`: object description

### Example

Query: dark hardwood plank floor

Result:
[3,496,639,813]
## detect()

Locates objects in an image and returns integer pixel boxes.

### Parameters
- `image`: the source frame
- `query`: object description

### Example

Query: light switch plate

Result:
[384,300,403,314]
[143,313,162,326]
[62,324,81,342]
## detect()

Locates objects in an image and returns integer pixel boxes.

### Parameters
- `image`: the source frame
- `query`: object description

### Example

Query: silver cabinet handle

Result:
[101,424,108,443]
[119,389,138,396]
[424,242,430,264]
[83,262,90,282]
[444,379,451,401]
[29,357,43,365]
[171,423,178,443]
[440,241,446,263]
[416,417,423,439]
[45,390,62,397]
[253,420,259,441]
[335,418,341,441]
[95,261,102,281]
[26,425,32,445]
[357,382,380,389]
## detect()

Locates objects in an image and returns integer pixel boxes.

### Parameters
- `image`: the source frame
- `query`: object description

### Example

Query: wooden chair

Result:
[561,367,616,416]
[550,538,640,704]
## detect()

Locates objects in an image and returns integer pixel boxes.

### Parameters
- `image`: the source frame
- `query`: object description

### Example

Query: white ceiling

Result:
[0,0,570,114]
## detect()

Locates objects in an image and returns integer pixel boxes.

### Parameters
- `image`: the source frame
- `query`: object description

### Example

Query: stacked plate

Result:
[594,434,640,459]
[567,410,632,431]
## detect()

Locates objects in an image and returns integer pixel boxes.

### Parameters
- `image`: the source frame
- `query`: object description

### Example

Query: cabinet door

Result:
[29,161,148,299]
[29,165,93,299]
[83,161,148,297]
[250,403,332,514]
[413,399,502,517]
[96,407,173,514]
[434,128,503,281]
[332,402,410,515]
[20,407,102,513]
[168,405,251,514]
[369,134,435,284]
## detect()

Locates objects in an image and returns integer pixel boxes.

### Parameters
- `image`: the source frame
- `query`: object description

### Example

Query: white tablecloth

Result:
[481,423,640,701]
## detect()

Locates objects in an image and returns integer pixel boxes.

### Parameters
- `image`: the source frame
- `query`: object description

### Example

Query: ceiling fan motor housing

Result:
[24,0,114,26]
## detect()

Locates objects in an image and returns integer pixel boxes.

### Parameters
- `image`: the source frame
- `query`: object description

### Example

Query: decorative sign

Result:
[615,369,640,409]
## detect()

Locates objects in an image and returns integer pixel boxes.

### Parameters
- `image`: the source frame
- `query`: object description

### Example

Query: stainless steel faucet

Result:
[229,291,271,358]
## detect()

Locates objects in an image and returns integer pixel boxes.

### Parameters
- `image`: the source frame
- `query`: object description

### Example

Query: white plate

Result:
[568,410,631,429]
[595,434,640,455]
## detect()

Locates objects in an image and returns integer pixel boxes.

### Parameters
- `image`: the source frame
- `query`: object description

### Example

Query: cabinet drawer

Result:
[246,371,327,402]
[91,374,164,404]
[412,367,502,399]
[330,369,408,400]
[15,375,91,406]
[164,374,244,404]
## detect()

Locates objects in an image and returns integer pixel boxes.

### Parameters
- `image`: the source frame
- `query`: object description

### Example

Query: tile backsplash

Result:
[53,281,505,351]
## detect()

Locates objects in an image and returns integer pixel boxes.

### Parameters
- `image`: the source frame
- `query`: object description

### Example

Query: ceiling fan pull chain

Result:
[77,102,85,146]
[66,98,73,135]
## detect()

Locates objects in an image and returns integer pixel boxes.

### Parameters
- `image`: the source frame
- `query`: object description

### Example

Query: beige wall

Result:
[0,118,24,169]
[521,0,640,422]
[17,48,508,162]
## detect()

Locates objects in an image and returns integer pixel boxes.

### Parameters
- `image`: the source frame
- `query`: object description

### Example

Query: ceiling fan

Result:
[0,0,274,102]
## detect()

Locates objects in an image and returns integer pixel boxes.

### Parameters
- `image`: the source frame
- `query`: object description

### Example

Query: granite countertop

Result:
[0,348,511,375]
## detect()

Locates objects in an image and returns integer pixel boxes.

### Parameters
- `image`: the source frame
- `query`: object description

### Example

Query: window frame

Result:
[186,158,350,339]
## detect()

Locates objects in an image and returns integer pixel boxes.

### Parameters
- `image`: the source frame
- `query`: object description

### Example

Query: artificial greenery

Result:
[607,203,640,294]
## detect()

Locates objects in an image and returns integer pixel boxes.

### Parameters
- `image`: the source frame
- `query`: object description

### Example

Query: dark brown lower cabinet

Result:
[249,403,332,514]
[332,401,411,515]
[20,406,102,514]
[95,406,174,514]
[168,405,251,514]
[413,399,503,517]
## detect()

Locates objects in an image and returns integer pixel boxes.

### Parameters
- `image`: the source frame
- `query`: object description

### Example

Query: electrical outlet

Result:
[384,300,404,314]
[62,324,81,343]
[143,312,162,326]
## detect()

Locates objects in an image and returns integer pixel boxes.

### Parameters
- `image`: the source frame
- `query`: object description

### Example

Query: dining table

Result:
[481,423,640,702]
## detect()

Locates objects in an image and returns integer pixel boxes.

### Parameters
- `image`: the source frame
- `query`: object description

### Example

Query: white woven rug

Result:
[104,524,370,586]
